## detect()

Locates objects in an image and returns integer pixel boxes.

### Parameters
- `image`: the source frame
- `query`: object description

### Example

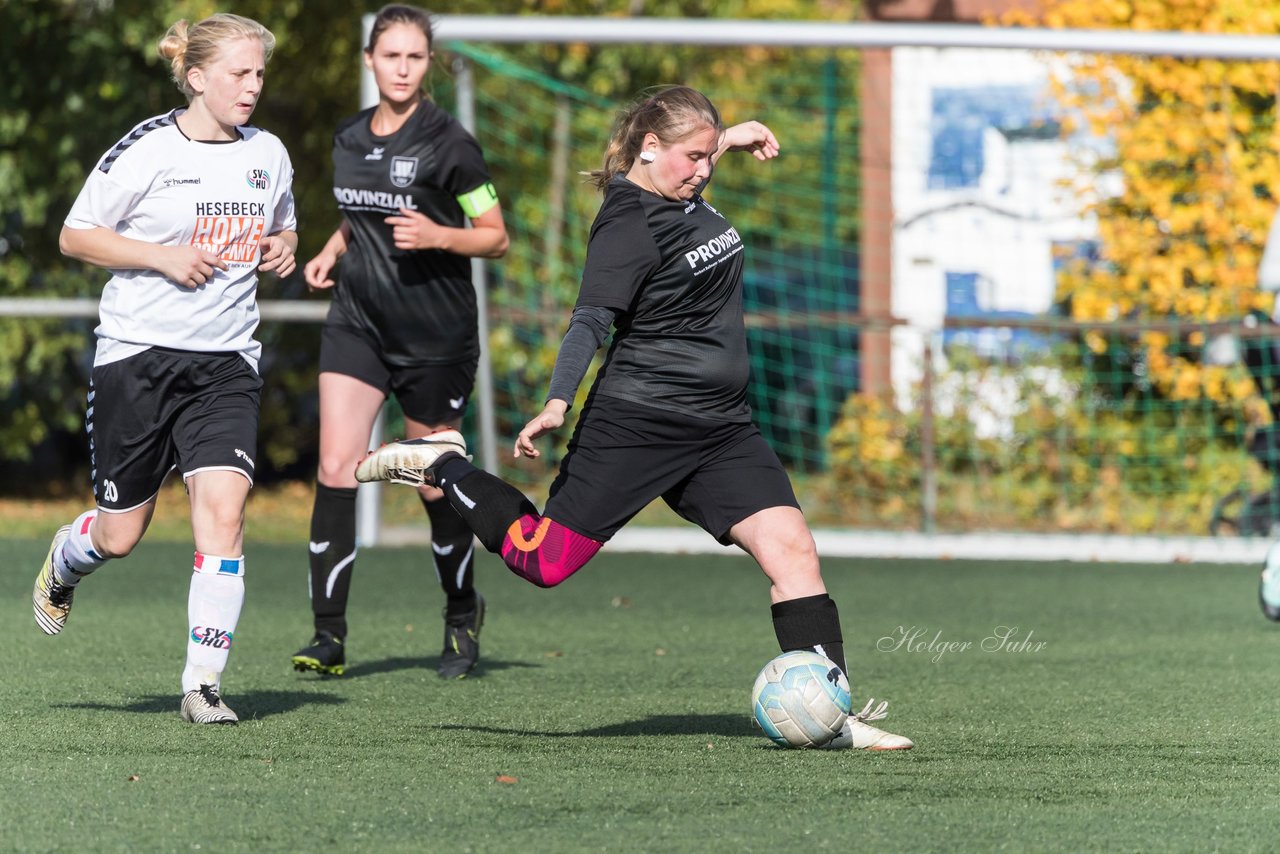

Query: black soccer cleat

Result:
[291,630,346,676]
[438,595,485,679]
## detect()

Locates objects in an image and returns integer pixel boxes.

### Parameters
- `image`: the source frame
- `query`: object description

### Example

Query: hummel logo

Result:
[432,542,454,555]
[449,396,465,409]
[365,146,385,161]
[234,448,255,469]
[309,541,330,554]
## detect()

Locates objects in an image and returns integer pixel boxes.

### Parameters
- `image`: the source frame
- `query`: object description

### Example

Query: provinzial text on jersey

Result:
[684,226,742,268]
[333,187,419,211]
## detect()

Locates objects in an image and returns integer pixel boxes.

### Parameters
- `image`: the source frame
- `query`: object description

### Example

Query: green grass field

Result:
[3,537,1278,851]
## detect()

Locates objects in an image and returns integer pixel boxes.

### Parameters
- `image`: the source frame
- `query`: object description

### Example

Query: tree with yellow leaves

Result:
[1007,0,1280,411]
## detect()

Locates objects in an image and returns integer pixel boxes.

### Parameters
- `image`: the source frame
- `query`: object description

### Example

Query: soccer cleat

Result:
[33,525,74,635]
[291,630,346,676]
[821,698,915,750]
[438,595,485,679]
[354,430,468,487]
[1260,542,1280,621]
[180,684,239,725]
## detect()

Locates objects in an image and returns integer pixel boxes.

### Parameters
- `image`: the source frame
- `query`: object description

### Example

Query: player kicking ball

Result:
[354,86,912,751]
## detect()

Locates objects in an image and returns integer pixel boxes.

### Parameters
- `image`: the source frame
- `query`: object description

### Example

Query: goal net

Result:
[383,18,1280,540]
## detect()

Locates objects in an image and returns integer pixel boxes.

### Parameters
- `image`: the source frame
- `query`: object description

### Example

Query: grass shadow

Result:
[339,655,541,679]
[55,689,346,720]
[432,713,750,739]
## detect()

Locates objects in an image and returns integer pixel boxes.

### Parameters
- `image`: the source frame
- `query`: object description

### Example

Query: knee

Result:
[196,503,245,542]
[773,525,818,564]
[317,453,357,487]
[795,530,819,562]
[92,527,140,560]
[205,495,244,525]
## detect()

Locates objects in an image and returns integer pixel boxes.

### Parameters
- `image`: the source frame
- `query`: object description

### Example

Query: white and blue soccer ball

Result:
[751,650,851,748]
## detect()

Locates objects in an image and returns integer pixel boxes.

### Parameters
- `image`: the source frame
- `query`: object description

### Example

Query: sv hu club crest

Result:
[390,156,418,188]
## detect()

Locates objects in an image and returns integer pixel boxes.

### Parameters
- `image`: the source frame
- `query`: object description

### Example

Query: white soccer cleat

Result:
[821,698,914,750]
[354,430,468,487]
[180,684,239,725]
[1260,541,1280,621]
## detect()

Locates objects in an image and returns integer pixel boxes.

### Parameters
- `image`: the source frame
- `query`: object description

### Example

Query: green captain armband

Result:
[457,182,499,218]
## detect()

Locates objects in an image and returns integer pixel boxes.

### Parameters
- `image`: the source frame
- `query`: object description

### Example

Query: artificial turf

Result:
[3,537,1277,851]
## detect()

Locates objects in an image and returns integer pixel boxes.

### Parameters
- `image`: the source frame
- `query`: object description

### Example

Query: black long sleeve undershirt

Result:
[545,304,617,407]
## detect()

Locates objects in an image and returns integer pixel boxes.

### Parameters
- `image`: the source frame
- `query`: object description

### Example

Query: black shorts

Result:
[543,394,800,544]
[319,323,477,424]
[89,347,262,512]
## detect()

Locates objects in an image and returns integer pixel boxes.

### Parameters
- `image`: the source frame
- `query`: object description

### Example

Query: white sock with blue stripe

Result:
[181,552,245,694]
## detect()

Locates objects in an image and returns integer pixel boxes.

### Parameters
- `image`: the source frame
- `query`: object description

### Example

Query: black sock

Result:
[433,455,537,553]
[422,494,477,618]
[770,593,846,676]
[309,483,357,639]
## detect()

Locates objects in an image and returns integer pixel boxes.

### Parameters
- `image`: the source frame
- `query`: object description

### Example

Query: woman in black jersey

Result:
[357,85,912,749]
[291,4,508,680]
[360,85,916,747]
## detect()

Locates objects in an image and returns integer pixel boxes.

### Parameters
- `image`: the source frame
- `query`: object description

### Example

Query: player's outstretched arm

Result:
[514,399,568,459]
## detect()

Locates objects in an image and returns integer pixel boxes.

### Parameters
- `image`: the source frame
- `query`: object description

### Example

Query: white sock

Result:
[181,553,245,694]
[53,510,109,586]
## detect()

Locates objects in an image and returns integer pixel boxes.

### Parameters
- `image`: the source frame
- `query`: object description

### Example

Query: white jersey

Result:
[64,109,297,371]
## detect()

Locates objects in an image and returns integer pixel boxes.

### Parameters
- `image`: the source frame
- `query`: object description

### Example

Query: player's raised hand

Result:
[514,400,569,459]
[259,233,297,278]
[161,246,227,288]
[721,121,780,161]
[385,208,449,251]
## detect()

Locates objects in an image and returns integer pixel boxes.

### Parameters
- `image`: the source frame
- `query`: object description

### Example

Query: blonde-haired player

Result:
[33,13,297,725]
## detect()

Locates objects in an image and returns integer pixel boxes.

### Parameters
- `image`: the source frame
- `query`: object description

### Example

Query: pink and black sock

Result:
[432,454,602,587]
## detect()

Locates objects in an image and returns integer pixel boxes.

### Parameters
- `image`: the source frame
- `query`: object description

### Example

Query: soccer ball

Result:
[751,650,851,748]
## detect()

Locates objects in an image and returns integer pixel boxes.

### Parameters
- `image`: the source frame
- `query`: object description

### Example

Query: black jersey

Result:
[328,100,496,365]
[578,175,751,422]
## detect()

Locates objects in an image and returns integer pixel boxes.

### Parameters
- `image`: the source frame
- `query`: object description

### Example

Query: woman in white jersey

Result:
[356,86,913,750]
[290,4,508,681]
[32,13,297,726]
